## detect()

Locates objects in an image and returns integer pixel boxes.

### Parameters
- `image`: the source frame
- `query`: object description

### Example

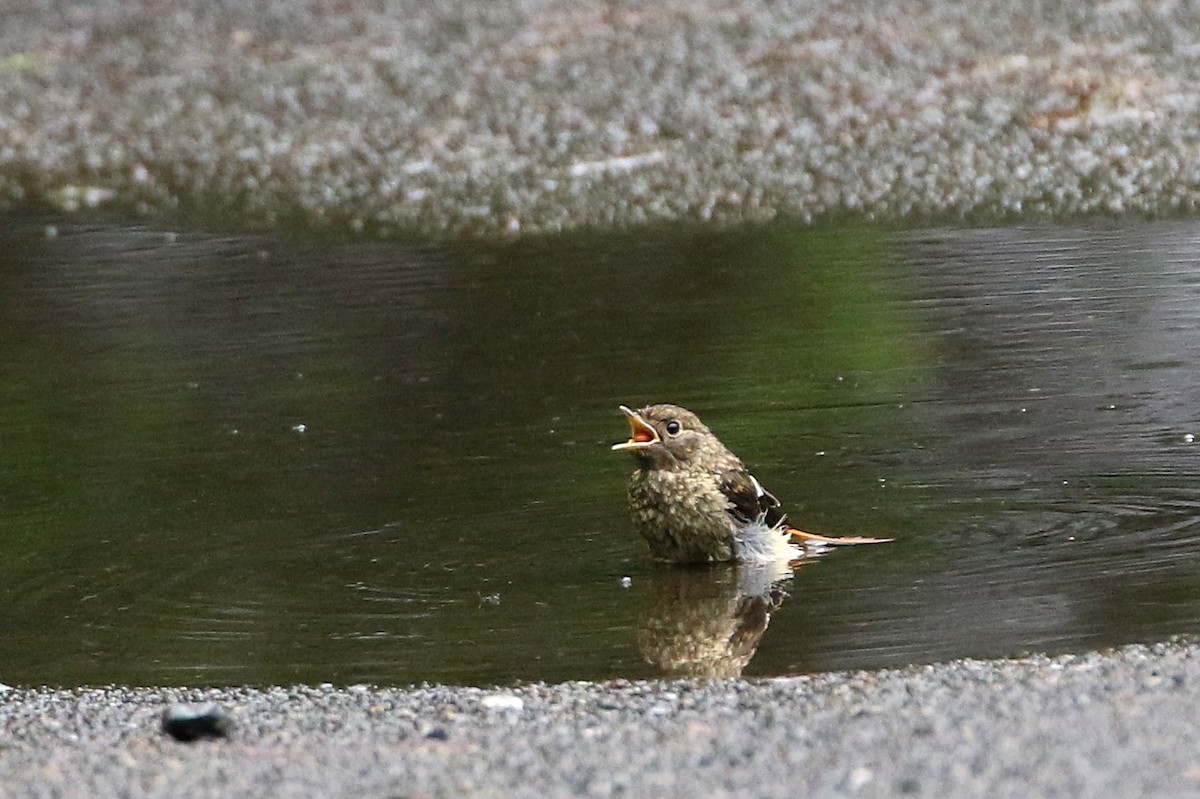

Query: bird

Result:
[612,403,892,564]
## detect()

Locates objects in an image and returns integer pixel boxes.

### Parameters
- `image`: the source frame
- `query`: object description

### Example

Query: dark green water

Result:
[3,215,1200,687]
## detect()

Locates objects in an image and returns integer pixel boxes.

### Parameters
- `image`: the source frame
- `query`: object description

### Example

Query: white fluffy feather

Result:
[732,512,802,563]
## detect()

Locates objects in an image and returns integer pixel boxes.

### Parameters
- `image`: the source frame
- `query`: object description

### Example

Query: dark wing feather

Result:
[718,469,787,528]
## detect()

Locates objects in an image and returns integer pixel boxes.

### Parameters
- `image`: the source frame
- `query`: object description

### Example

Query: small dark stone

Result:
[161,703,232,742]
[423,726,450,741]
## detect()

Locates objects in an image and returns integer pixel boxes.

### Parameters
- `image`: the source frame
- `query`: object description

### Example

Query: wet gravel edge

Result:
[3,641,1200,797]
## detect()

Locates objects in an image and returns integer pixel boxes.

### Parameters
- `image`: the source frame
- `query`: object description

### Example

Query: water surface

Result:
[2,216,1200,686]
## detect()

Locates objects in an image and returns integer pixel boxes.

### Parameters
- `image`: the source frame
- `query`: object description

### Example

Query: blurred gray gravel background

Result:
[2,0,1200,237]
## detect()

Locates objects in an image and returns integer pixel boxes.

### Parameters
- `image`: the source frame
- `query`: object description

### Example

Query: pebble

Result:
[480,694,525,712]
[160,703,232,742]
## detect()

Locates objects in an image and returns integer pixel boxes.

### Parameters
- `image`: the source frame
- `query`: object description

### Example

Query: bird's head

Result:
[611,404,725,469]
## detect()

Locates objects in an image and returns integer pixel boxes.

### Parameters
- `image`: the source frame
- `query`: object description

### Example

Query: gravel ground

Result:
[3,642,1200,797]
[2,0,1200,237]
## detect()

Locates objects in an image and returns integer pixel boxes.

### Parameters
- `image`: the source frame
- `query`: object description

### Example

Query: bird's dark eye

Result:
[665,420,681,436]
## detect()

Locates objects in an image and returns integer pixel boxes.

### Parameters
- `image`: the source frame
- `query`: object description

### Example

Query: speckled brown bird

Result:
[612,403,892,563]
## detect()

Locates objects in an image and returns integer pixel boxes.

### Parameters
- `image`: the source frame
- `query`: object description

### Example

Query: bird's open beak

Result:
[611,405,659,451]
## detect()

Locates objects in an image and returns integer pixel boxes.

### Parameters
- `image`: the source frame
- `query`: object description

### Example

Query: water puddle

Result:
[2,216,1200,685]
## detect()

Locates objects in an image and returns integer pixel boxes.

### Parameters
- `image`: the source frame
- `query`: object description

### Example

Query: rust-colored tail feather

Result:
[788,528,893,546]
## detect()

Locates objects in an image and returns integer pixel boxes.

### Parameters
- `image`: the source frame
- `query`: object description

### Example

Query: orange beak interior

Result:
[612,405,660,451]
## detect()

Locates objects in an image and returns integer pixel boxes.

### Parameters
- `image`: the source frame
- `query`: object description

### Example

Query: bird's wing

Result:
[718,469,788,528]
[721,468,895,546]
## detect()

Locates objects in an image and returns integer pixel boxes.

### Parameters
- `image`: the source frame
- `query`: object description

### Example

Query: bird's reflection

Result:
[636,560,797,678]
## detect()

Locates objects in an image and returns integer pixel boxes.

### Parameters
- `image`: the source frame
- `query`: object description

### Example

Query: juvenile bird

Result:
[612,403,892,564]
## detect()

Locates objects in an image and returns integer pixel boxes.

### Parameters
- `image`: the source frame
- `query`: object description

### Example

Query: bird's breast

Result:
[627,467,736,562]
